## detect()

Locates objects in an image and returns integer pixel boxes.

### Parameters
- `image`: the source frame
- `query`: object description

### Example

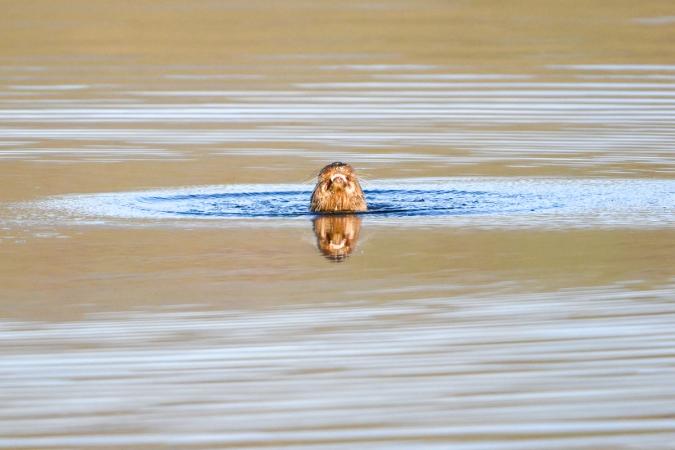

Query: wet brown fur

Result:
[310,162,367,213]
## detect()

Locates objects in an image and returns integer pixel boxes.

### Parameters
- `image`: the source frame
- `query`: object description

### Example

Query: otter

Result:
[310,162,367,213]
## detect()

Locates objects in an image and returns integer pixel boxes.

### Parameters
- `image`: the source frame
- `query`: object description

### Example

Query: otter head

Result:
[310,162,367,213]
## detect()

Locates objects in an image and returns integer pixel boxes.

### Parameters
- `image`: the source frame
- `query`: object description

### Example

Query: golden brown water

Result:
[1,1,675,448]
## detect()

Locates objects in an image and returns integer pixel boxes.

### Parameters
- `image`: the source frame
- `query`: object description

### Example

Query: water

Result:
[38,178,675,227]
[1,1,675,448]
[2,287,675,448]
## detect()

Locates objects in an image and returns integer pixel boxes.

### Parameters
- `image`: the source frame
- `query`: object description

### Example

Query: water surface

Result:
[36,178,675,228]
[1,1,674,448]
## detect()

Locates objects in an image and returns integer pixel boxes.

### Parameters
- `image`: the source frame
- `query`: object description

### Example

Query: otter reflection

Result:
[312,214,362,262]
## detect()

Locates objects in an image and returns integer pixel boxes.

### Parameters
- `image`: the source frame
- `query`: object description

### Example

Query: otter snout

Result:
[330,173,348,184]
[328,173,348,190]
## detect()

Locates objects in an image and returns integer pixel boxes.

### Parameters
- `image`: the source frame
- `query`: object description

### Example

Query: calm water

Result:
[1,1,675,448]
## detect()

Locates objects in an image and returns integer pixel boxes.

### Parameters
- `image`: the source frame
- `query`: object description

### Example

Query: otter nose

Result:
[330,173,348,184]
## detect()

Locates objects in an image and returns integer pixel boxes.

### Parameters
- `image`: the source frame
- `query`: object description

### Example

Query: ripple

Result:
[40,178,675,228]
